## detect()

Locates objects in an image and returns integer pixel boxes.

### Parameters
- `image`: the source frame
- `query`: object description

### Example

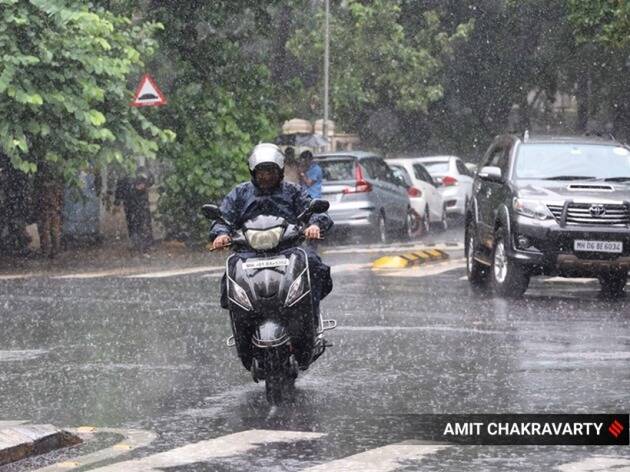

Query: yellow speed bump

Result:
[372,248,449,269]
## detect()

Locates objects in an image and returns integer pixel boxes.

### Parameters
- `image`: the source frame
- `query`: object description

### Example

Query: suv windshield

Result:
[515,143,630,180]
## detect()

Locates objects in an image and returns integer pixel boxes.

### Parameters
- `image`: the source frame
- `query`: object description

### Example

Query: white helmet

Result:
[248,143,285,172]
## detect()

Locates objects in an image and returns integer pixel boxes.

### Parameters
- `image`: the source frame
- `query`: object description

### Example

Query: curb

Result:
[0,424,81,466]
[372,248,449,269]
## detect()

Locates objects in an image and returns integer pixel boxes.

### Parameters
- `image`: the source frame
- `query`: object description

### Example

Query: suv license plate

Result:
[243,258,289,270]
[573,240,623,253]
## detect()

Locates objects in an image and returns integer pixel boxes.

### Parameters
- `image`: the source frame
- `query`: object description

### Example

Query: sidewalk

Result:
[0,240,227,277]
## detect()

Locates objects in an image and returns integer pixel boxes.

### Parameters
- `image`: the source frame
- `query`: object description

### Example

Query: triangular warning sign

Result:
[131,74,167,107]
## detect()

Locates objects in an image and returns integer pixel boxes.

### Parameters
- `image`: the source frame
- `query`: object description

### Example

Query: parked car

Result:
[413,155,474,217]
[387,159,447,235]
[466,134,630,298]
[315,151,412,243]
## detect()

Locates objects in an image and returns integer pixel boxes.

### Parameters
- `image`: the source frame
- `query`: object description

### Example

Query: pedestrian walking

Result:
[35,161,64,259]
[115,166,155,252]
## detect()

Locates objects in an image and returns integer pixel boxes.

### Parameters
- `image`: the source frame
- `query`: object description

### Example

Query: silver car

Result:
[315,151,412,243]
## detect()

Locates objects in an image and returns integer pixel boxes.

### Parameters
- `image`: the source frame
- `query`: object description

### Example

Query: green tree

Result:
[0,0,173,182]
[569,0,630,48]
[287,0,472,151]
[122,2,282,241]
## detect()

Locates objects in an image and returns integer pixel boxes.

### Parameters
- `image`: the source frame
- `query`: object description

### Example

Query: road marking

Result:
[557,456,630,471]
[34,428,156,471]
[337,325,506,335]
[0,274,37,280]
[52,269,146,279]
[376,259,465,277]
[331,263,371,273]
[324,242,464,254]
[0,350,48,362]
[544,277,598,284]
[88,429,324,471]
[303,442,449,472]
[0,421,27,429]
[125,266,223,279]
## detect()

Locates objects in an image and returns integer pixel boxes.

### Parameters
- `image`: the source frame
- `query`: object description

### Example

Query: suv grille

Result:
[547,203,630,226]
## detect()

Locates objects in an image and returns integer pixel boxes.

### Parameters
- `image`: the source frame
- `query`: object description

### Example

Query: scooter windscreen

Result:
[243,215,287,250]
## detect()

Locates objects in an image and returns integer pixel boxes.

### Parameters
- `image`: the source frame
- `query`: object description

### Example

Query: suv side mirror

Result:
[479,166,503,182]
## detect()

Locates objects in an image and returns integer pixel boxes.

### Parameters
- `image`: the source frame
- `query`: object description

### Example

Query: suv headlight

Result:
[245,227,284,250]
[513,198,553,220]
[285,270,309,307]
[229,280,253,310]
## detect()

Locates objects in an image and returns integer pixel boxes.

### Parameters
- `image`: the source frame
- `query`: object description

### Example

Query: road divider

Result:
[372,249,449,269]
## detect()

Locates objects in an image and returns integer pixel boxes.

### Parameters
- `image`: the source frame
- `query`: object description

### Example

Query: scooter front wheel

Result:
[263,350,297,405]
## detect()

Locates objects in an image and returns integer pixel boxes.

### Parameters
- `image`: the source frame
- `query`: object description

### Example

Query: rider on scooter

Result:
[210,143,333,322]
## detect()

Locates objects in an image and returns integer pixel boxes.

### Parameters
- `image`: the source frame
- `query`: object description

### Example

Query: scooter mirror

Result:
[309,199,329,214]
[201,204,222,220]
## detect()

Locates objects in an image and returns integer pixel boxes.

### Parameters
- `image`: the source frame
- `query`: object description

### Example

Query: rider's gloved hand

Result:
[213,234,231,250]
[304,225,321,240]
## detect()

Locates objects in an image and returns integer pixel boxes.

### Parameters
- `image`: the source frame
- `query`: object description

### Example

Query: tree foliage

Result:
[127,2,281,240]
[569,0,630,48]
[0,0,173,183]
[288,0,472,150]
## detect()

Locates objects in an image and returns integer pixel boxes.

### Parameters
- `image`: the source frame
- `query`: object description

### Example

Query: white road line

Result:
[52,269,146,279]
[0,273,38,280]
[89,429,324,472]
[323,243,463,254]
[125,266,223,279]
[0,349,48,362]
[557,456,630,472]
[375,259,466,278]
[337,326,506,335]
[544,277,598,284]
[0,420,27,429]
[303,442,449,472]
[331,263,371,274]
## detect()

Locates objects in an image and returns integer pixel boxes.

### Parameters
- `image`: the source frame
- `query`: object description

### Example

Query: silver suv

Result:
[315,151,412,243]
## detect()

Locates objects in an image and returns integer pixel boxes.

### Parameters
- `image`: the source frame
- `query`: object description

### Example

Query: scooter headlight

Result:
[285,270,309,307]
[229,280,253,311]
[245,227,285,250]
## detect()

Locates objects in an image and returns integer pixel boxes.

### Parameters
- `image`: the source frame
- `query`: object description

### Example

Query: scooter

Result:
[202,200,336,404]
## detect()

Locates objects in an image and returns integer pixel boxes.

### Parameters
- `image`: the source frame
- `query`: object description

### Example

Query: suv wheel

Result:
[598,270,628,298]
[465,222,489,287]
[491,228,530,297]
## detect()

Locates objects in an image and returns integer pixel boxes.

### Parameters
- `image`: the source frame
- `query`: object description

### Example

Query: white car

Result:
[412,155,474,217]
[387,159,447,234]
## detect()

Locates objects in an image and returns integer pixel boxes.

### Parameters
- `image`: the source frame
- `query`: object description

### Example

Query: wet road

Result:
[0,224,629,470]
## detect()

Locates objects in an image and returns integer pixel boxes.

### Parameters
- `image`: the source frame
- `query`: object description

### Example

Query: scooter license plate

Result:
[243,258,289,270]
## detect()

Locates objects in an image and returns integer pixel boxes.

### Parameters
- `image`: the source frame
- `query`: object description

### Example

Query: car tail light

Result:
[342,164,373,194]
[408,186,422,197]
[442,176,458,186]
